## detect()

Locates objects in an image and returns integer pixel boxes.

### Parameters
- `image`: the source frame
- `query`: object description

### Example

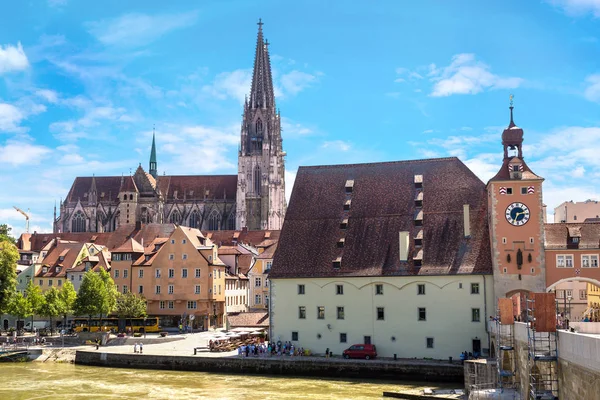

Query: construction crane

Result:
[13,206,30,233]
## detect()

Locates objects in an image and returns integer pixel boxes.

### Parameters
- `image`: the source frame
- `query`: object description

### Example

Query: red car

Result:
[343,344,377,360]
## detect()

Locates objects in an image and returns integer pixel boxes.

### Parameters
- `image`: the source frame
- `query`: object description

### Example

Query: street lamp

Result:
[567,296,573,321]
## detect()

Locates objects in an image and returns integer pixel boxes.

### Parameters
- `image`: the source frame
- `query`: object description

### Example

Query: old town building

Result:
[53,21,285,234]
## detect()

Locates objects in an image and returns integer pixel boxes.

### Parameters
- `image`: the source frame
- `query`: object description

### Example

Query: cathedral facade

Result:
[54,21,286,234]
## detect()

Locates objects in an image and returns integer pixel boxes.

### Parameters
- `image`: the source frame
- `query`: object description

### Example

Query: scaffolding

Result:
[496,298,518,392]
[526,294,559,400]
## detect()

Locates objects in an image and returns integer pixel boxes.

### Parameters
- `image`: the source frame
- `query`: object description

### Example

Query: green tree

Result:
[58,280,77,329]
[24,280,45,331]
[98,268,118,320]
[115,292,147,333]
[0,239,18,316]
[40,287,61,335]
[8,292,31,331]
[0,224,16,245]
[74,271,105,327]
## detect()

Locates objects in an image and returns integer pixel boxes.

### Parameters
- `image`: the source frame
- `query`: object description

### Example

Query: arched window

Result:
[123,194,127,201]
[189,210,200,228]
[254,166,261,195]
[71,211,86,233]
[256,119,263,134]
[228,212,236,230]
[208,211,221,231]
[170,210,181,224]
[129,194,133,200]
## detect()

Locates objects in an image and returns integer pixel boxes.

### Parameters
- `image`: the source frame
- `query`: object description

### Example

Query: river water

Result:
[0,363,454,399]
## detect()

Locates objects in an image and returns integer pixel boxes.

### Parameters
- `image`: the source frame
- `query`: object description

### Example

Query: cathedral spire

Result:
[250,18,275,109]
[149,126,157,179]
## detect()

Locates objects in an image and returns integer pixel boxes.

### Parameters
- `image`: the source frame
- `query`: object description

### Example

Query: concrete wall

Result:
[75,351,463,382]
[271,274,494,359]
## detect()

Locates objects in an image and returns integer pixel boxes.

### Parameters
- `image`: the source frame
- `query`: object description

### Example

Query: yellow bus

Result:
[73,317,160,333]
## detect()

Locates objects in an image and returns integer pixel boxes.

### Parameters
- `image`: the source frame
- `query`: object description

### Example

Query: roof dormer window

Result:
[345,180,354,193]
[59,256,65,262]
[332,257,342,269]
[56,266,61,273]
[42,267,48,273]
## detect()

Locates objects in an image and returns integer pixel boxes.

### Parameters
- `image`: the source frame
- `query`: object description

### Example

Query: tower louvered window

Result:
[72,211,85,232]
[170,210,181,224]
[189,210,200,228]
[254,166,261,195]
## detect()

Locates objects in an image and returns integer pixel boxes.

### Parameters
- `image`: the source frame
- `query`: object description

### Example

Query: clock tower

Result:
[487,101,546,303]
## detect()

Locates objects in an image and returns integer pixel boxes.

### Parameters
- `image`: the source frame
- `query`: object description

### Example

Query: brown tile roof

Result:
[66,176,123,203]
[218,246,242,255]
[37,242,84,278]
[120,176,138,193]
[112,237,144,253]
[226,311,269,328]
[270,157,492,279]
[256,243,277,260]
[203,229,280,247]
[488,157,542,182]
[157,175,237,201]
[545,222,600,249]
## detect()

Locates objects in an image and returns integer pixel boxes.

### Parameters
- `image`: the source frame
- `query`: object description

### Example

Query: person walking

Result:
[134,343,138,353]
[139,342,143,354]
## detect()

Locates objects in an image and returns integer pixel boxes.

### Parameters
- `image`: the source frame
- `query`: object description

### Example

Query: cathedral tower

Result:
[236,19,286,230]
[487,99,546,303]
[149,129,157,179]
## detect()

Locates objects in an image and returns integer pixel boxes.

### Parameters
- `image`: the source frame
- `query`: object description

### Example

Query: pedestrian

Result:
[139,342,143,354]
[245,345,249,357]
[134,343,138,353]
[325,348,330,358]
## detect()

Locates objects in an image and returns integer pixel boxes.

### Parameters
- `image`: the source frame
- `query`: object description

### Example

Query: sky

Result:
[0,0,600,236]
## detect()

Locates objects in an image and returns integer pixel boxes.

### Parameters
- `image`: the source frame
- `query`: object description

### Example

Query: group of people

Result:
[133,342,144,354]
[459,351,479,363]
[234,340,308,357]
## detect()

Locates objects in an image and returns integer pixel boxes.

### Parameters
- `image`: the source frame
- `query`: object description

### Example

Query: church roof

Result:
[66,176,123,203]
[157,175,237,201]
[269,157,492,279]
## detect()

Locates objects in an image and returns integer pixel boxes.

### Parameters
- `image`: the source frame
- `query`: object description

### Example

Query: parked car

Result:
[343,344,377,360]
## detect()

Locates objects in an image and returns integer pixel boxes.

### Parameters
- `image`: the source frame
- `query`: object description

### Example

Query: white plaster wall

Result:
[225,283,248,313]
[271,274,495,359]
[559,330,600,373]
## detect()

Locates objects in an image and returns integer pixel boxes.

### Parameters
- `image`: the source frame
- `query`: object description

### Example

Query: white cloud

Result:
[0,42,29,74]
[430,53,523,97]
[279,71,318,96]
[281,118,314,137]
[546,0,600,17]
[202,69,252,103]
[584,74,600,102]
[35,89,59,103]
[0,141,51,166]
[58,153,85,165]
[423,129,434,134]
[86,11,199,47]
[322,140,352,152]
[0,103,25,132]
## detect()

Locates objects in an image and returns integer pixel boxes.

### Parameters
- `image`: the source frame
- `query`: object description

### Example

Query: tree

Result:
[58,280,77,329]
[0,239,18,316]
[0,224,16,245]
[8,292,31,331]
[40,287,61,335]
[24,280,45,331]
[98,268,118,320]
[74,271,105,326]
[115,292,147,333]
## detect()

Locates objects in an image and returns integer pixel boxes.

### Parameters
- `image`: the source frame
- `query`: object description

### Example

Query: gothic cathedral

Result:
[54,21,286,233]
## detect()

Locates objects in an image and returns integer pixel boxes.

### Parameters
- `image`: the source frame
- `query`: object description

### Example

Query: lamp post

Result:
[567,296,573,321]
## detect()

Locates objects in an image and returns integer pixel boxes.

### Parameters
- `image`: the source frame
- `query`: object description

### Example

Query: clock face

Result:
[505,202,530,226]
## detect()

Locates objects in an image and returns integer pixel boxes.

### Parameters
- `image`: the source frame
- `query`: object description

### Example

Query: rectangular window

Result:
[530,237,534,244]
[298,284,305,295]
[169,254,174,260]
[155,269,161,278]
[337,306,345,320]
[159,301,165,309]
[317,306,325,319]
[299,306,306,319]
[79,275,83,281]
[377,307,385,320]
[364,336,371,345]
[195,285,201,295]
[182,239,186,244]
[122,285,128,294]
[187,301,197,309]
[182,254,187,260]
[417,284,425,295]
[566,289,573,298]
[580,289,587,300]
[168,301,174,309]
[565,255,574,268]
[521,187,528,195]
[171,239,175,244]
[169,269,174,278]
[70,275,74,281]
[155,285,161,294]
[557,289,564,299]
[426,337,434,348]
[506,187,513,195]
[138,285,143,294]
[39,279,43,286]
[471,283,480,294]
[182,269,188,278]
[340,333,347,343]
[123,269,128,278]
[472,308,481,322]
[168,285,174,294]
[291,331,299,341]
[266,261,272,270]
[195,268,201,278]
[557,255,565,267]
[49,280,53,286]
[592,255,599,268]
[336,284,344,295]
[255,277,262,287]
[218,284,221,295]
[375,284,383,295]
[115,270,120,278]
[418,307,426,321]
[138,269,144,278]
[255,294,262,304]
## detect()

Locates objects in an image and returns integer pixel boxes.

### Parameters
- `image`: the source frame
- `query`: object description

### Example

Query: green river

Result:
[0,363,454,399]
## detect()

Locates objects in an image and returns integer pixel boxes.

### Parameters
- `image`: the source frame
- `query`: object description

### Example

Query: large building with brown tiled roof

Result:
[53,21,286,235]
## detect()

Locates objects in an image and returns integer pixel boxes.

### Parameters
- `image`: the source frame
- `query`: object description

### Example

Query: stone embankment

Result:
[75,351,463,382]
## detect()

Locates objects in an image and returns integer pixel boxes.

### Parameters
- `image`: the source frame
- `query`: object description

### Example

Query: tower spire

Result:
[509,94,515,128]
[250,18,275,109]
[149,125,157,179]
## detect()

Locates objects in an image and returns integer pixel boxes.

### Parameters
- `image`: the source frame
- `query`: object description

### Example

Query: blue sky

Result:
[1,0,600,235]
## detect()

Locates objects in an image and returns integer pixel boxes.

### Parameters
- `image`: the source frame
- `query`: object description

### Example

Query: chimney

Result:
[399,231,409,261]
[463,204,471,238]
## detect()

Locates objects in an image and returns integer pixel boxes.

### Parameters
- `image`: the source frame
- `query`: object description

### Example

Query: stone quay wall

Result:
[74,351,463,383]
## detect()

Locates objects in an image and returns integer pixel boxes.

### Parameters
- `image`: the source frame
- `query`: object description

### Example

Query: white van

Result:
[24,321,50,332]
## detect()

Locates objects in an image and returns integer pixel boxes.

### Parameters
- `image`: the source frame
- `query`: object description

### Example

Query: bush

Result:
[159,332,168,337]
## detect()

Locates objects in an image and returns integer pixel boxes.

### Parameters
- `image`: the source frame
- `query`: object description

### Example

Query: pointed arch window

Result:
[208,211,221,231]
[170,210,181,224]
[228,212,236,230]
[254,166,261,195]
[72,211,86,233]
[189,210,200,229]
[256,119,263,134]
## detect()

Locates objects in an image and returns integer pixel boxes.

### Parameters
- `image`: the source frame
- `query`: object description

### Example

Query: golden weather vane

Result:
[509,94,514,107]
